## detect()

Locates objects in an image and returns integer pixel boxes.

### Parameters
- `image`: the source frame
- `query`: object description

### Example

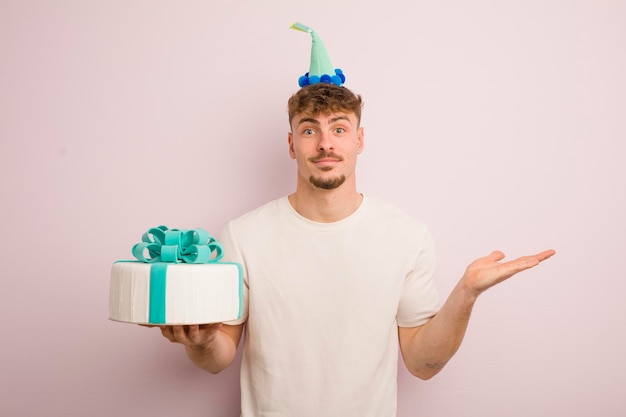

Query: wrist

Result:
[457,279,480,305]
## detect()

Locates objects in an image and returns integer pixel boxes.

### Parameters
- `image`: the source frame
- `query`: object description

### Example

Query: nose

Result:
[317,130,334,151]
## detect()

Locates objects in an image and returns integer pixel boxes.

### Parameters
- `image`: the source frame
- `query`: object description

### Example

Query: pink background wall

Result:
[1,1,624,416]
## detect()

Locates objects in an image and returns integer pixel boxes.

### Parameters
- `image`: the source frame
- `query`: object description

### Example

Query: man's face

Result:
[288,111,364,190]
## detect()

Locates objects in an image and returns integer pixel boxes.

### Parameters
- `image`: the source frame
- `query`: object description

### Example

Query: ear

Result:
[357,126,364,154]
[288,132,296,159]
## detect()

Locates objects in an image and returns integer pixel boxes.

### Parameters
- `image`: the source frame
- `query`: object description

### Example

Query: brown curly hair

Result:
[287,83,363,127]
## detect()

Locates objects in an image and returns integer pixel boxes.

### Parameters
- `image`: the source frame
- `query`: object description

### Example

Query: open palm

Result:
[463,249,556,296]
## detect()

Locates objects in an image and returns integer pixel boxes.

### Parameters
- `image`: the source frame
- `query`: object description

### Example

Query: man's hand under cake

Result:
[153,323,243,373]
[159,324,224,348]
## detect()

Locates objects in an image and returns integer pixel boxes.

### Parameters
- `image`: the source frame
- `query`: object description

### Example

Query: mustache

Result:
[309,152,344,163]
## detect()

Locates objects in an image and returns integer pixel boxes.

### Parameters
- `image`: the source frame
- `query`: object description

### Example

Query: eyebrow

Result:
[296,115,352,127]
[296,117,320,127]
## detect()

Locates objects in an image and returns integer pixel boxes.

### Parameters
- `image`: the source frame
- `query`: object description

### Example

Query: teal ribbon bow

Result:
[130,226,224,324]
[132,225,223,264]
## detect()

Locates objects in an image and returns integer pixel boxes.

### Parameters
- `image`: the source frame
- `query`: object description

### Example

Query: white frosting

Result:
[109,262,242,325]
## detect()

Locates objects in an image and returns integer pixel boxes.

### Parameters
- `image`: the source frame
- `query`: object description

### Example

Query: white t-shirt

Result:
[219,196,440,417]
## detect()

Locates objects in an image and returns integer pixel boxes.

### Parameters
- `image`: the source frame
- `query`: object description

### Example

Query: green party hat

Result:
[290,22,345,87]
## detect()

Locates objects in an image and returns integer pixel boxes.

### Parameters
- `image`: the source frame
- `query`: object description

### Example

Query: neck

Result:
[288,181,363,223]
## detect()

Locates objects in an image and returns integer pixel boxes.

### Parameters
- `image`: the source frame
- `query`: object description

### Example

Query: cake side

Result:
[109,261,243,325]
[109,262,150,323]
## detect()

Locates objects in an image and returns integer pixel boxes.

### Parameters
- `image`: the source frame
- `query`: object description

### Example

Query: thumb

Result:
[486,250,505,262]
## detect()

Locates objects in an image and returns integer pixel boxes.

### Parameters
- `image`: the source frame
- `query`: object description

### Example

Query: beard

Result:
[309,173,346,190]
[307,151,346,190]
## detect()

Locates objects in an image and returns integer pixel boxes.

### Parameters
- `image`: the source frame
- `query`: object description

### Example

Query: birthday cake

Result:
[109,226,243,325]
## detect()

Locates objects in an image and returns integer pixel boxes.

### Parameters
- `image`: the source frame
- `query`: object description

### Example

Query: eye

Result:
[335,127,346,134]
[302,128,315,135]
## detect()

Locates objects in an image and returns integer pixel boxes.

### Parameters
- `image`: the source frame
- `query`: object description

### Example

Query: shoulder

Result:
[363,196,428,232]
[361,196,434,252]
[220,197,288,236]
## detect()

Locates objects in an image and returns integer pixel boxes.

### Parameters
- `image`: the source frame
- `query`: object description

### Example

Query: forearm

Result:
[401,280,478,379]
[401,249,555,379]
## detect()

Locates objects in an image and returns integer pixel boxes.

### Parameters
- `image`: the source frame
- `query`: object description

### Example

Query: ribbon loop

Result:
[131,226,223,264]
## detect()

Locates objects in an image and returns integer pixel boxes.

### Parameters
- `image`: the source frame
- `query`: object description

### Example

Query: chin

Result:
[309,175,346,190]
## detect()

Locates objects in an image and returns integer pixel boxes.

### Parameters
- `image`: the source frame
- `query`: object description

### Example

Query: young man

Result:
[158,83,555,416]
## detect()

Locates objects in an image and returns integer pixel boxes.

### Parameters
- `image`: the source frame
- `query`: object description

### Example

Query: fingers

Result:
[157,324,222,347]
[485,249,556,266]
[159,325,177,342]
[189,323,223,341]
[171,325,189,342]
[536,249,557,261]
[494,249,556,279]
[511,249,556,269]
[463,247,555,294]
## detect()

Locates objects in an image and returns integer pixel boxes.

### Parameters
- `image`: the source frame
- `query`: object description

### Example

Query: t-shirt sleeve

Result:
[218,221,249,325]
[396,226,441,327]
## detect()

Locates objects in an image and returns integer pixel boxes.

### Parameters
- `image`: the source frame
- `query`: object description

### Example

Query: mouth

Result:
[311,158,341,171]
[310,152,343,164]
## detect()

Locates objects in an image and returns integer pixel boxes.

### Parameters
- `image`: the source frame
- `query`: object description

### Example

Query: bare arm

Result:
[159,323,244,374]
[399,249,556,380]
